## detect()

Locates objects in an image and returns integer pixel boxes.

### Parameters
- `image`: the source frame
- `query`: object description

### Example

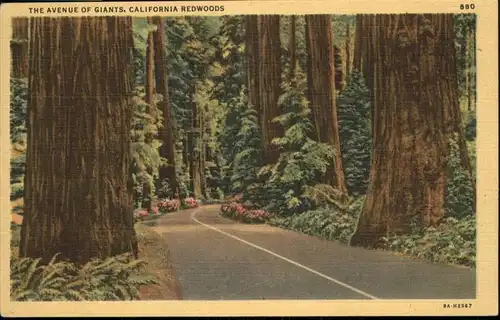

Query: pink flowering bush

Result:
[157,199,180,213]
[134,209,149,222]
[220,202,272,224]
[183,197,199,209]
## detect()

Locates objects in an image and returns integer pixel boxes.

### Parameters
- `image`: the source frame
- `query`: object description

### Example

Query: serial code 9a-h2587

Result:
[443,303,473,309]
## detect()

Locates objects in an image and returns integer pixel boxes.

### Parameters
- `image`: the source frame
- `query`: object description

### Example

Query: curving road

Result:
[145,205,476,300]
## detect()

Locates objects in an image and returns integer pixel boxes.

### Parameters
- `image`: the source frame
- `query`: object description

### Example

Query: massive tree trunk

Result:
[152,17,180,198]
[11,17,29,78]
[258,15,283,164]
[20,17,138,264]
[305,15,348,196]
[350,14,470,248]
[245,15,260,116]
[142,17,155,210]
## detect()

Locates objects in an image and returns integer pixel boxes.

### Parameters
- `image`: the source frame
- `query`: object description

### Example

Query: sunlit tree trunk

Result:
[152,17,180,198]
[21,17,138,264]
[305,14,348,196]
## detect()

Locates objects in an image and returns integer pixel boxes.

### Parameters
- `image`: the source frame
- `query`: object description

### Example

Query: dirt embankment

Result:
[135,223,183,300]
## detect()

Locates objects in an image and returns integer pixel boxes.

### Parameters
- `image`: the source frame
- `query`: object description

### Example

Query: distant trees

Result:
[21,17,138,264]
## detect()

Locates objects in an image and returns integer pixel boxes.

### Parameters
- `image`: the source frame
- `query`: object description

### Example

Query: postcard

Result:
[0,0,498,316]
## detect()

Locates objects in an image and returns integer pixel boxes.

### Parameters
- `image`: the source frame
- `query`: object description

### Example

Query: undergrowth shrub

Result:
[268,197,364,244]
[381,216,476,267]
[157,199,181,213]
[10,183,24,201]
[10,78,28,145]
[445,134,475,219]
[182,197,199,209]
[10,253,158,301]
[220,203,273,224]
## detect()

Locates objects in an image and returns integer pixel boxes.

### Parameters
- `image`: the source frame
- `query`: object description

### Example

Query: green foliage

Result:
[463,110,476,141]
[268,197,364,244]
[130,87,166,208]
[453,14,476,102]
[211,16,246,195]
[251,73,335,215]
[444,134,475,219]
[10,78,28,145]
[10,153,25,185]
[10,253,158,301]
[337,71,372,195]
[10,182,24,201]
[230,89,262,194]
[381,216,476,267]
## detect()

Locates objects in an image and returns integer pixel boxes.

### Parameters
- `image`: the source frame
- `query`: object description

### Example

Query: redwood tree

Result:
[20,17,138,264]
[152,17,180,198]
[305,14,348,196]
[258,15,283,164]
[350,14,471,248]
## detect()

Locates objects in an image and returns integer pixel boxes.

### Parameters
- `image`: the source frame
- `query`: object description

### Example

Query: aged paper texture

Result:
[0,0,498,316]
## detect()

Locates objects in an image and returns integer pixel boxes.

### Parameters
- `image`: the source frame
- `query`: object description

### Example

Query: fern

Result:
[10,253,158,301]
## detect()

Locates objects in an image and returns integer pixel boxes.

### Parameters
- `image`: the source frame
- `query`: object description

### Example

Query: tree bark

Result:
[142,17,155,210]
[350,14,470,248]
[152,17,180,199]
[258,15,283,164]
[305,15,348,196]
[11,17,29,78]
[21,17,138,264]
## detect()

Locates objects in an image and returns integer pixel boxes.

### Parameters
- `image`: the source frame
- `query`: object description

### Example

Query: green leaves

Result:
[10,253,159,301]
[337,71,372,196]
[444,134,475,219]
[381,216,476,267]
[132,18,157,53]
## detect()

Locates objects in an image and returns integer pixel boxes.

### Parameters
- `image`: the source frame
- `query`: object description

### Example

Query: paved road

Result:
[146,205,476,300]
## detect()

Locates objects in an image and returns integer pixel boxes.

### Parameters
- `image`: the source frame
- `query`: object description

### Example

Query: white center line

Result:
[191,210,379,300]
